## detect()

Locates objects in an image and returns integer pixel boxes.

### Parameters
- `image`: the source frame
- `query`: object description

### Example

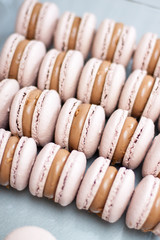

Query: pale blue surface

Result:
[0,0,160,239]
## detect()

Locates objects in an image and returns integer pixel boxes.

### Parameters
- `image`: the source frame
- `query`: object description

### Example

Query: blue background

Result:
[0,0,160,239]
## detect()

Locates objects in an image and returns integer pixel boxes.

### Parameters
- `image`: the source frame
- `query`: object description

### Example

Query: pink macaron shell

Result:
[99,109,128,159]
[123,117,155,169]
[153,223,160,236]
[113,26,136,67]
[55,150,86,206]
[18,40,46,87]
[0,34,25,80]
[102,167,135,223]
[59,50,84,102]
[0,129,11,166]
[76,157,110,210]
[92,19,115,60]
[55,98,81,149]
[126,175,160,230]
[133,33,157,71]
[154,56,160,78]
[101,63,126,116]
[5,226,56,240]
[75,13,96,59]
[15,0,37,37]
[31,89,61,146]
[9,86,36,137]
[118,69,146,115]
[0,79,19,129]
[29,143,60,197]
[10,137,37,191]
[35,2,59,47]
[142,77,160,122]
[38,49,60,90]
[78,104,105,158]
[142,134,160,177]
[54,12,75,51]
[77,58,102,103]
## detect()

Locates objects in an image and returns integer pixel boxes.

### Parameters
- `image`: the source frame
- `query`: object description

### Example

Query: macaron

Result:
[0,128,37,191]
[133,32,160,77]
[9,86,61,146]
[126,175,160,236]
[76,157,135,223]
[142,134,160,177]
[118,69,160,122]
[99,109,154,169]
[54,11,96,59]
[0,33,46,87]
[29,142,86,206]
[77,58,126,116]
[16,0,59,47]
[92,19,136,67]
[55,98,105,158]
[0,79,19,129]
[5,226,56,240]
[38,49,84,102]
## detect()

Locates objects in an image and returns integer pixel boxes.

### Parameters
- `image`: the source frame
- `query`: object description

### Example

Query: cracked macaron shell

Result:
[38,49,84,102]
[77,58,125,116]
[16,0,59,47]
[55,98,105,158]
[0,79,19,129]
[126,175,160,230]
[0,33,46,87]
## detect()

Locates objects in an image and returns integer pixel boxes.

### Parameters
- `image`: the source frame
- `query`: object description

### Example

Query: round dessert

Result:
[119,69,160,122]
[29,142,86,206]
[92,19,136,67]
[54,11,96,59]
[9,86,61,146]
[16,0,59,47]
[99,109,154,169]
[0,33,46,87]
[133,32,160,78]
[142,134,160,177]
[0,128,37,191]
[38,49,84,102]
[55,98,105,158]
[126,175,160,236]
[77,58,125,116]
[5,226,56,240]
[0,79,19,129]
[76,157,135,223]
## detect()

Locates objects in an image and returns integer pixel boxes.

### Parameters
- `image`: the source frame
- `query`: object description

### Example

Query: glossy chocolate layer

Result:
[142,187,160,232]
[44,149,70,198]
[106,22,124,61]
[0,136,19,186]
[27,3,42,39]
[22,89,42,137]
[90,166,118,214]
[68,17,81,49]
[50,52,66,91]
[69,104,91,151]
[147,39,160,75]
[9,40,29,79]
[90,61,111,105]
[132,75,155,118]
[112,117,138,165]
